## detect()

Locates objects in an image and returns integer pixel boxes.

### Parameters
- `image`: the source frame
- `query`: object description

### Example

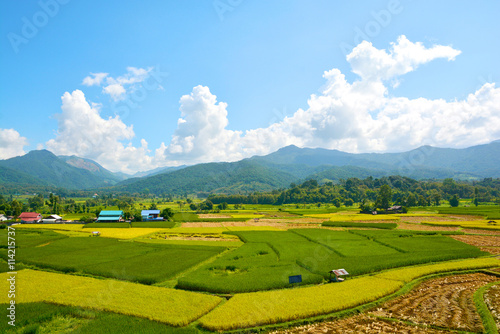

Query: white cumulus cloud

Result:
[82,72,109,86]
[347,35,461,81]
[47,36,500,173]
[102,67,153,101]
[155,85,243,164]
[0,128,28,159]
[46,90,152,173]
[154,36,499,165]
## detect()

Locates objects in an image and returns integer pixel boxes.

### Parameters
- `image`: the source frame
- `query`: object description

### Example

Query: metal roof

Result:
[99,210,123,216]
[19,212,42,218]
[141,210,160,215]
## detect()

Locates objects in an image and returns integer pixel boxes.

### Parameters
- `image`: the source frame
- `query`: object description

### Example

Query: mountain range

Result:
[0,141,499,194]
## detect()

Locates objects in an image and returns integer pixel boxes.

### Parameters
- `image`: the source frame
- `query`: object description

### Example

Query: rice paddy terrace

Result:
[1,206,500,333]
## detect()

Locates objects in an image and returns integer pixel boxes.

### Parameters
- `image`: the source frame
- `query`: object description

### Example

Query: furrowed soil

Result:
[484,283,500,330]
[270,314,451,333]
[397,222,460,232]
[463,229,500,235]
[371,273,497,332]
[450,235,500,255]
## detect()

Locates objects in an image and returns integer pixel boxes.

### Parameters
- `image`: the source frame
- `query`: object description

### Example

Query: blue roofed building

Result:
[97,210,124,222]
[141,210,163,221]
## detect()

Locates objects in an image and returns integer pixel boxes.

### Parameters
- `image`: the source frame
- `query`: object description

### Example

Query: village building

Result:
[141,210,163,221]
[97,210,124,222]
[19,212,43,223]
[387,205,403,213]
[42,214,63,223]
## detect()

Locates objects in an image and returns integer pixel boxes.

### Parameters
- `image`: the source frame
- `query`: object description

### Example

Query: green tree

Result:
[161,208,174,221]
[344,198,354,207]
[376,185,392,211]
[431,190,441,206]
[217,202,228,210]
[449,195,459,207]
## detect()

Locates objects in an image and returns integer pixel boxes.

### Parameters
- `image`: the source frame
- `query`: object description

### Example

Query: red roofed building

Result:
[19,212,43,223]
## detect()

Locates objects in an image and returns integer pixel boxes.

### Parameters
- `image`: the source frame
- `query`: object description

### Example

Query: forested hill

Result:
[114,142,499,196]
[2,141,500,195]
[249,141,500,178]
[114,160,299,195]
[0,150,120,189]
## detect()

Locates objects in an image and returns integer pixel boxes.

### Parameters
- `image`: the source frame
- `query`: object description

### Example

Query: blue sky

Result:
[1,1,499,173]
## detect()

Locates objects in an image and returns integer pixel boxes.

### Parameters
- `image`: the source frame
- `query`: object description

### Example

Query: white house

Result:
[42,214,63,223]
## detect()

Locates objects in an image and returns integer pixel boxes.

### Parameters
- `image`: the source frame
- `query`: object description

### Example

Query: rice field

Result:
[0,303,201,334]
[15,223,87,231]
[306,214,400,221]
[177,229,487,293]
[0,233,225,284]
[322,221,398,229]
[12,224,172,239]
[198,257,500,330]
[375,257,500,283]
[0,270,222,326]
[6,208,500,332]
[423,220,500,230]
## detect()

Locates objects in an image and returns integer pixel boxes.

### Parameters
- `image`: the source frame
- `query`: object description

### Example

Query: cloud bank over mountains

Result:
[2,36,499,173]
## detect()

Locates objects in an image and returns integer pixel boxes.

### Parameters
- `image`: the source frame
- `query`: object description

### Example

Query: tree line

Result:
[207,176,500,208]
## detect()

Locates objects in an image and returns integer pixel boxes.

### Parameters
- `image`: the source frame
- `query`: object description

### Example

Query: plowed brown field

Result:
[273,273,498,333]
[484,283,500,330]
[450,235,500,255]
[371,273,497,332]
[270,314,451,333]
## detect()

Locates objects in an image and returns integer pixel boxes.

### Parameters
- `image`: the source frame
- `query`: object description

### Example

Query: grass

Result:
[0,233,225,284]
[83,222,131,228]
[322,221,398,229]
[61,213,87,220]
[198,257,500,331]
[0,269,222,326]
[0,302,202,334]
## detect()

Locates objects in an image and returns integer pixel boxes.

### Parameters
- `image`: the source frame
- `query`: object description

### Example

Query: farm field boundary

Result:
[423,220,500,231]
[198,257,500,331]
[474,280,500,334]
[0,269,222,326]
